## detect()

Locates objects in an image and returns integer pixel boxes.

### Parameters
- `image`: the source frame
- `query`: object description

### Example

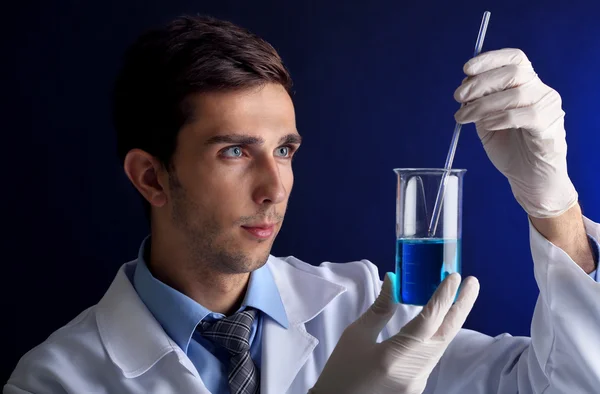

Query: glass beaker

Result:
[394,168,466,306]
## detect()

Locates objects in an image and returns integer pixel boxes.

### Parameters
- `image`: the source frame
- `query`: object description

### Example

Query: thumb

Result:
[399,273,461,340]
[353,272,398,342]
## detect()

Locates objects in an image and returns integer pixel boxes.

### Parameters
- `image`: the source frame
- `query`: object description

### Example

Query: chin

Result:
[249,257,269,271]
[222,247,271,274]
[248,248,272,266]
[227,258,268,274]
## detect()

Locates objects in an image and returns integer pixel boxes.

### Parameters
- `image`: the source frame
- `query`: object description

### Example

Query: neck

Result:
[147,227,250,315]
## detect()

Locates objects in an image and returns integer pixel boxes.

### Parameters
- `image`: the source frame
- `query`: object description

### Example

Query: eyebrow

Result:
[205,133,302,146]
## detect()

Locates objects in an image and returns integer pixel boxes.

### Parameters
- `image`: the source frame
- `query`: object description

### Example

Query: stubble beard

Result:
[169,173,272,275]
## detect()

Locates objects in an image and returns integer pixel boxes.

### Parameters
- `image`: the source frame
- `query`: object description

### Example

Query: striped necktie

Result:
[198,308,260,394]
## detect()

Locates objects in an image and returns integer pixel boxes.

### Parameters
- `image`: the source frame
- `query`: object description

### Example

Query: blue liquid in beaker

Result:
[395,238,461,306]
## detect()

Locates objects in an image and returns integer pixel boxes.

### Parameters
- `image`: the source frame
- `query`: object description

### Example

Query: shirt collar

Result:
[242,256,289,328]
[133,236,289,353]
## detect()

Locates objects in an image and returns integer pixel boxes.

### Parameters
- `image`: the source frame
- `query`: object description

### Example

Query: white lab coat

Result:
[5,218,600,394]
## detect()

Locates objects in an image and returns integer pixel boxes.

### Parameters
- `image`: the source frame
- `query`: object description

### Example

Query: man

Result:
[5,15,600,394]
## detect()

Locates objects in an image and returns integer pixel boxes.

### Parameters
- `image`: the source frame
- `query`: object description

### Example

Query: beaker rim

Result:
[393,168,467,174]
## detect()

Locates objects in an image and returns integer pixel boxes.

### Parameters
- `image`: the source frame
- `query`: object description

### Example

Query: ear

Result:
[123,149,168,208]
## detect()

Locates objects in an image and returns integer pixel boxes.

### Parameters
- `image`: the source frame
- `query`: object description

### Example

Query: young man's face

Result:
[164,83,300,274]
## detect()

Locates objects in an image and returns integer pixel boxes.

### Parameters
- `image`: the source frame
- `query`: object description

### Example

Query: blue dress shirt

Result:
[132,237,288,394]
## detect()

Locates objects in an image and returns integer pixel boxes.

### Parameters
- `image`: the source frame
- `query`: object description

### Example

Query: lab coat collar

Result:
[95,256,347,386]
[96,262,190,379]
[265,255,347,324]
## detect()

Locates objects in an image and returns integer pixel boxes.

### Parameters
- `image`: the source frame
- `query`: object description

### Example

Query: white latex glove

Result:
[454,48,578,218]
[309,272,479,394]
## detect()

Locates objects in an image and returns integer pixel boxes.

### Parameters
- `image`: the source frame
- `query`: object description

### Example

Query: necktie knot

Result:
[198,308,257,355]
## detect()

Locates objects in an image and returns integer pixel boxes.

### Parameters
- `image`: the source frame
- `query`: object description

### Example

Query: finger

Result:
[454,64,537,103]
[475,89,564,133]
[396,273,461,341]
[432,276,480,341]
[354,272,398,342]
[454,77,548,124]
[464,48,532,76]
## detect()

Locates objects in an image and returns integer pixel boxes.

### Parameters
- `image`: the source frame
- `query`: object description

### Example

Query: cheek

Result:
[281,165,294,194]
[200,170,253,214]
[200,177,242,205]
[176,167,237,208]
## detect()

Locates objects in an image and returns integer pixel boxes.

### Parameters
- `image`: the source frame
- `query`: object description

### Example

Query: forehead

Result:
[182,83,297,140]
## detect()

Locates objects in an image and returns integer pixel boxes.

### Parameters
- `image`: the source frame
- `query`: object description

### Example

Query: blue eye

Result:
[276,146,290,157]
[222,146,243,157]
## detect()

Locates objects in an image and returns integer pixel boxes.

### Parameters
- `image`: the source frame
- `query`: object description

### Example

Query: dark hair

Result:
[112,15,293,217]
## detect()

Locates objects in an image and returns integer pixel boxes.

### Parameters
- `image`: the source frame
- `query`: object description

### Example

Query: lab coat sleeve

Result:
[424,216,600,394]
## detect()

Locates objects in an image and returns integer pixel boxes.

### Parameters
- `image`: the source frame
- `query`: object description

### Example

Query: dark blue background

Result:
[3,0,599,382]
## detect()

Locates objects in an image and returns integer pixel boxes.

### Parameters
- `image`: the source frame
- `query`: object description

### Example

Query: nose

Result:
[251,156,287,206]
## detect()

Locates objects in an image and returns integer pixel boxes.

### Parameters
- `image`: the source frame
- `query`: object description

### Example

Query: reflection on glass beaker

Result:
[394,168,465,306]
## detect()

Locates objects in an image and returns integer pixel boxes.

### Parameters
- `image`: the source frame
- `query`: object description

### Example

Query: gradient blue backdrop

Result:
[3,0,599,382]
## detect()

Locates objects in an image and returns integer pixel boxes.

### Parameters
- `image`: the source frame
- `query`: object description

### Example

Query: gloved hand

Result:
[309,272,479,394]
[454,48,578,218]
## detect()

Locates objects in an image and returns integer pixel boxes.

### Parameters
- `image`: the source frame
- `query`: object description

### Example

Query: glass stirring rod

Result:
[428,11,491,237]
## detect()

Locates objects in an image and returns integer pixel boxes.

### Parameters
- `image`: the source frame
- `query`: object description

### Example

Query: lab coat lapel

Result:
[261,256,346,394]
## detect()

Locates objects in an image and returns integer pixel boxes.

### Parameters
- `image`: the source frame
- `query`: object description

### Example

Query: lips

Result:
[241,224,276,239]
